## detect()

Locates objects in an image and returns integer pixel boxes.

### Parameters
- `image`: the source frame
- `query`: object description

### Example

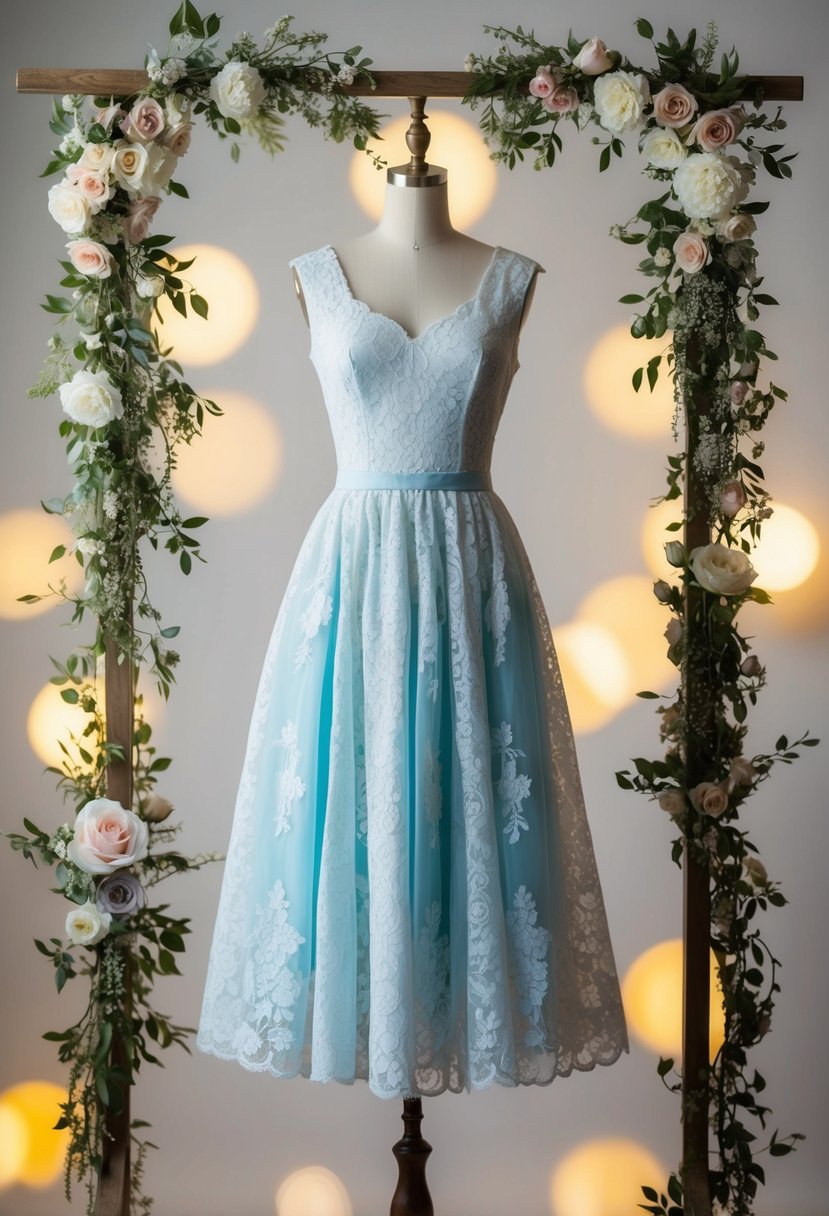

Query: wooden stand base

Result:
[390,1097,434,1216]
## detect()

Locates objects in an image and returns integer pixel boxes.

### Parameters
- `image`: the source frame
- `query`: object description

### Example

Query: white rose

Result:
[165,93,192,125]
[209,60,267,120]
[641,125,688,169]
[593,70,650,134]
[657,789,685,818]
[689,542,758,595]
[47,182,89,234]
[112,141,149,194]
[59,369,123,427]
[573,37,613,76]
[673,151,746,219]
[135,272,165,298]
[717,212,757,242]
[79,142,115,173]
[66,797,149,874]
[140,142,177,194]
[66,898,112,946]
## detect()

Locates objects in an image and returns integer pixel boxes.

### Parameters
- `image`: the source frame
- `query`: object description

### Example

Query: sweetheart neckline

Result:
[323,243,504,344]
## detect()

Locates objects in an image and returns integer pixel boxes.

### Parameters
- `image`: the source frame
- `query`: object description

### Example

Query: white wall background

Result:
[1,1,827,1214]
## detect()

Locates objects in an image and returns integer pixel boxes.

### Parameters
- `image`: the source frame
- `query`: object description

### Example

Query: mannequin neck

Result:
[375,179,455,249]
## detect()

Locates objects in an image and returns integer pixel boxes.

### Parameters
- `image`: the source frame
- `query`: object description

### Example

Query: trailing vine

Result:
[463,18,816,1215]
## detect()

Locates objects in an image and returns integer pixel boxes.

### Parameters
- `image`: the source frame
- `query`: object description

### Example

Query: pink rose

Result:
[124,96,166,143]
[542,84,580,114]
[652,83,698,128]
[691,106,745,152]
[673,231,711,274]
[72,168,112,214]
[66,797,149,875]
[572,37,613,76]
[717,212,757,242]
[163,121,193,158]
[720,480,747,518]
[664,618,683,648]
[67,238,115,279]
[529,67,558,98]
[690,781,729,818]
[740,654,762,678]
[123,195,161,244]
[729,380,749,406]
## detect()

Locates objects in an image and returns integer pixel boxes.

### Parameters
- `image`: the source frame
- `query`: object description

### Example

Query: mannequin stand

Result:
[390,1097,434,1216]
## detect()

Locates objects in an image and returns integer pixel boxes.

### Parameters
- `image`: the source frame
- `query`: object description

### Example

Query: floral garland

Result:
[3,6,382,1213]
[463,20,816,1216]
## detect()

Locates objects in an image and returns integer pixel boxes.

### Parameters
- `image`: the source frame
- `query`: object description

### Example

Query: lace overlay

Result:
[195,240,629,1096]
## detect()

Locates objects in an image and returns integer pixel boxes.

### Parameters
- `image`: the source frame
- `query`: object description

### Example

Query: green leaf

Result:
[619,294,644,304]
[599,144,611,172]
[168,179,189,198]
[636,690,660,698]
[181,516,208,528]
[48,544,66,563]
[635,17,654,38]
[160,625,181,638]
[615,772,634,790]
[60,688,79,704]
[632,366,644,392]
[205,11,220,36]
[190,294,209,319]
[180,550,192,575]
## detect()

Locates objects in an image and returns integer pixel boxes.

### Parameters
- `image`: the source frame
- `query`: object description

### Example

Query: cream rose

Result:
[209,60,267,120]
[528,66,558,98]
[658,789,685,817]
[689,542,758,595]
[71,168,112,214]
[673,151,746,219]
[163,121,193,157]
[542,85,580,114]
[573,37,613,75]
[743,856,768,887]
[67,238,114,279]
[729,756,757,786]
[123,195,161,245]
[66,898,112,946]
[113,142,149,194]
[124,96,166,143]
[690,106,745,152]
[143,793,174,822]
[66,797,149,875]
[717,212,756,242]
[165,93,192,125]
[79,142,115,173]
[641,125,688,169]
[673,231,711,274]
[690,781,729,818]
[141,143,177,194]
[47,182,89,234]
[594,70,650,133]
[652,83,698,128]
[59,369,123,427]
[664,618,683,648]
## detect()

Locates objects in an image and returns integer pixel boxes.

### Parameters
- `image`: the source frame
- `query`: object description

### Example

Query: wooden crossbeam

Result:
[16,67,804,99]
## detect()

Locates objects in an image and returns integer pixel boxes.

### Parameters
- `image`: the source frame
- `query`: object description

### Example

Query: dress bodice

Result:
[288,244,543,476]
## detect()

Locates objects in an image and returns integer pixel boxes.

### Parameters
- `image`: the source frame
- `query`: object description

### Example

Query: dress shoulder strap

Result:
[287,245,344,331]
[478,247,545,344]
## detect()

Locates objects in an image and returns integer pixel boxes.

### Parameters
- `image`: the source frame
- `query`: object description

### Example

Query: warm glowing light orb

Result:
[584,324,675,438]
[171,389,282,516]
[0,1082,68,1188]
[752,502,820,592]
[622,938,725,1059]
[641,498,684,580]
[349,109,497,228]
[553,620,632,734]
[578,575,676,699]
[275,1165,353,1216]
[550,1137,666,1216]
[27,679,100,769]
[0,1099,28,1188]
[156,244,259,365]
[0,510,83,620]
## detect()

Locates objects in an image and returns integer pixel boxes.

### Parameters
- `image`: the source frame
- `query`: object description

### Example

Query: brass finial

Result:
[387,95,447,187]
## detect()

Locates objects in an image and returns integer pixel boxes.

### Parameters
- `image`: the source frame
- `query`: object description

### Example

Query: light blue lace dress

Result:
[195,242,629,1098]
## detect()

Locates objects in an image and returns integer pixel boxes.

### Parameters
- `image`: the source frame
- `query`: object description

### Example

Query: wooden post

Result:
[94,631,134,1216]
[681,333,714,1215]
[390,1097,434,1216]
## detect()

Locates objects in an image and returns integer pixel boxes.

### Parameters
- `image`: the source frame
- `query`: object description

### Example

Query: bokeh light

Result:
[275,1165,353,1216]
[171,390,282,516]
[0,1082,68,1188]
[0,510,83,620]
[156,244,259,365]
[752,502,820,592]
[550,1137,666,1216]
[0,1099,28,1189]
[26,677,166,769]
[584,324,675,438]
[577,575,676,699]
[641,498,684,581]
[349,108,497,228]
[553,620,632,734]
[622,938,725,1060]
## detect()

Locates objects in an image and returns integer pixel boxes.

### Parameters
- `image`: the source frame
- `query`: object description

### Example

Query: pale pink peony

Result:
[673,230,711,274]
[652,82,698,128]
[67,238,115,279]
[124,96,166,143]
[66,797,149,875]
[690,106,745,152]
[572,37,613,76]
[542,84,580,114]
[528,66,558,98]
[720,480,747,518]
[123,195,161,245]
[690,781,730,818]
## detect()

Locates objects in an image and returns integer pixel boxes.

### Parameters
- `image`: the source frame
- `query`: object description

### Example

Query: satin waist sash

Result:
[335,469,493,491]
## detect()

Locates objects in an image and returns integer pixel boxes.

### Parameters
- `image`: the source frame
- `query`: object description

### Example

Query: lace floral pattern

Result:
[196,240,629,1097]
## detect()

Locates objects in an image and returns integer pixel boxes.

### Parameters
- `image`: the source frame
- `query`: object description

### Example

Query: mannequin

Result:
[292,102,538,339]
